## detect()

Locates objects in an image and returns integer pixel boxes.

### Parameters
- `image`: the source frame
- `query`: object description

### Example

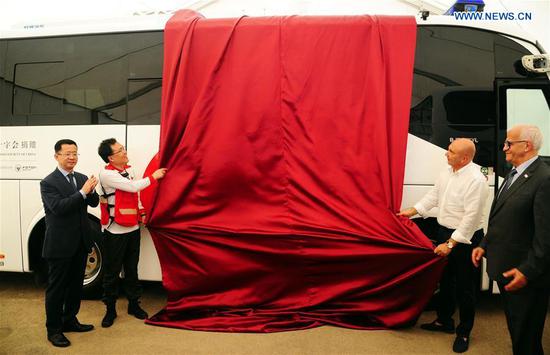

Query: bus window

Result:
[14,62,64,117]
[4,32,163,126]
[64,34,129,125]
[128,79,161,125]
[127,34,163,125]
[506,88,550,157]
[429,87,495,168]
[443,90,495,125]
[128,35,163,79]
[409,95,432,142]
[410,26,532,169]
[0,40,9,126]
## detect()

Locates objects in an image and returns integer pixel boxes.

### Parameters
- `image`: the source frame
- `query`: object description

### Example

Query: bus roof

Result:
[0,12,541,52]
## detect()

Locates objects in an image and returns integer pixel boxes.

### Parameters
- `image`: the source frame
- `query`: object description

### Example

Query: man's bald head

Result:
[446,138,476,171]
[453,138,476,161]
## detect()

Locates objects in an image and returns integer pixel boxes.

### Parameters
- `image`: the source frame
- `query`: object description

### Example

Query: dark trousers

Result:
[498,282,549,355]
[435,227,483,337]
[45,243,87,334]
[102,229,142,304]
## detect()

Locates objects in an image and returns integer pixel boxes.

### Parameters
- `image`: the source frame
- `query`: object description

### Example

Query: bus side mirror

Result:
[522,54,550,73]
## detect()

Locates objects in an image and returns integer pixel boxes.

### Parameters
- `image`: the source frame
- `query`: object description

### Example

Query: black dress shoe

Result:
[62,320,94,332]
[102,305,117,328]
[420,320,455,334]
[48,333,71,347]
[453,336,469,353]
[128,300,148,320]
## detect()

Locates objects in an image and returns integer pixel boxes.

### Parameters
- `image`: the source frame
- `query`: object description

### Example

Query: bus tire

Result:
[83,222,105,299]
[82,215,105,299]
[30,217,104,299]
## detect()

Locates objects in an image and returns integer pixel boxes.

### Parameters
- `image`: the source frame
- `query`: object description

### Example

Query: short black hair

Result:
[54,139,77,153]
[98,138,117,163]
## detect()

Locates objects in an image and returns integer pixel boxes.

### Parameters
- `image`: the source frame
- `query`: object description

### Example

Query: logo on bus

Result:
[449,137,479,143]
[13,164,37,172]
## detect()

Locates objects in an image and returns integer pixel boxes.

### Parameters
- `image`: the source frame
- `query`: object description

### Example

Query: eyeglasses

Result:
[110,147,126,156]
[503,140,528,149]
[57,153,79,158]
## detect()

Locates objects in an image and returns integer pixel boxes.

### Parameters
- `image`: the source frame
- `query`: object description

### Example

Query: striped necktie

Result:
[68,173,77,190]
[498,168,517,199]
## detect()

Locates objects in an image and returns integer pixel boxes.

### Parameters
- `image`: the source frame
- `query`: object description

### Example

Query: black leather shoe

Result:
[47,333,71,347]
[62,320,94,333]
[128,300,148,320]
[453,336,469,353]
[420,320,455,334]
[102,305,117,328]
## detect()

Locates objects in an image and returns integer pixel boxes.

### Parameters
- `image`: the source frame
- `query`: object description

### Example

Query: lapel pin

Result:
[524,174,529,178]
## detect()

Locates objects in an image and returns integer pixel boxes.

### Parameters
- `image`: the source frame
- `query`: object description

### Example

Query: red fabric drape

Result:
[144,10,445,332]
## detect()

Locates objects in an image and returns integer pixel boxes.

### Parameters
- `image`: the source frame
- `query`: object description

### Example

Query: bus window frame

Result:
[495,78,550,192]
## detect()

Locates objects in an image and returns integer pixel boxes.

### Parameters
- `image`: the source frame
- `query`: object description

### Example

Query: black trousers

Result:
[498,282,549,355]
[45,243,87,334]
[435,226,483,337]
[102,229,142,304]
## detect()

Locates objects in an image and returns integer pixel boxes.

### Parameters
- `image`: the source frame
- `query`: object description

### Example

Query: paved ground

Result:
[1,272,549,354]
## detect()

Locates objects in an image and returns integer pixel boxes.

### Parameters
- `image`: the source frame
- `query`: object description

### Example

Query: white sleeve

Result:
[100,170,151,193]
[414,175,441,217]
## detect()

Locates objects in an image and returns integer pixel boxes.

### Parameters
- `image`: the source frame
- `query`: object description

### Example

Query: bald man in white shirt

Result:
[399,138,488,353]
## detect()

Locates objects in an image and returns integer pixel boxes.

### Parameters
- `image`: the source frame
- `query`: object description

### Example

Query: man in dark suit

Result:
[40,139,99,347]
[472,124,550,355]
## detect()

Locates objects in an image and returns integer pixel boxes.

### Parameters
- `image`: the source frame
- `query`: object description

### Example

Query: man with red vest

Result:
[97,138,167,328]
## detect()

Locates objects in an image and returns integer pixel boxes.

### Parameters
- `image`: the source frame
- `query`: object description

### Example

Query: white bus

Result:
[1,12,549,296]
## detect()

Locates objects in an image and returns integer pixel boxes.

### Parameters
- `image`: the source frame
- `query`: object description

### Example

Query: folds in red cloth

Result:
[144,10,445,332]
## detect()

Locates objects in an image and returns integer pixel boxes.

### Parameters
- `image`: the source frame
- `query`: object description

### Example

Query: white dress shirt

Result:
[414,162,488,244]
[98,166,151,234]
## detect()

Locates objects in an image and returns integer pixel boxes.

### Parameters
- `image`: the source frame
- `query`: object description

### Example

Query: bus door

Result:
[488,79,550,293]
[495,79,550,189]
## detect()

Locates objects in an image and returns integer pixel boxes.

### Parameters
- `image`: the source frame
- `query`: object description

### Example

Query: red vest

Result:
[100,164,140,227]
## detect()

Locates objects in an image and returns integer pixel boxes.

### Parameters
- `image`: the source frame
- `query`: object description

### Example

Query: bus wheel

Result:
[83,240,104,298]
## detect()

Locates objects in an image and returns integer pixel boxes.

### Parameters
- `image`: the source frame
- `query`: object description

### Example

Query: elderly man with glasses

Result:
[473,124,550,355]
[97,138,167,328]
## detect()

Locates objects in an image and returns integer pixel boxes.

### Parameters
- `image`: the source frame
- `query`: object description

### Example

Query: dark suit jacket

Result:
[481,157,550,286]
[40,168,100,258]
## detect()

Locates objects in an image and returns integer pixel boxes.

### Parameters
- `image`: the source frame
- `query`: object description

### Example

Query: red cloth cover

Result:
[144,10,445,332]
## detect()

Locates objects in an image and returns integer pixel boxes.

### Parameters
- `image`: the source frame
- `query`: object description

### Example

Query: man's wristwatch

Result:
[446,240,455,249]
